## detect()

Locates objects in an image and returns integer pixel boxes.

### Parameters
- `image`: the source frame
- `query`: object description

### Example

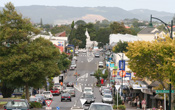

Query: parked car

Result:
[83,87,93,95]
[42,91,53,100]
[29,96,40,103]
[102,94,113,104]
[66,82,74,87]
[99,86,108,94]
[4,99,30,110]
[61,93,72,102]
[35,94,46,105]
[102,89,112,96]
[95,53,100,58]
[98,61,104,68]
[53,84,63,92]
[62,87,74,93]
[82,93,95,105]
[73,56,77,61]
[68,89,76,97]
[88,102,113,110]
[70,64,76,70]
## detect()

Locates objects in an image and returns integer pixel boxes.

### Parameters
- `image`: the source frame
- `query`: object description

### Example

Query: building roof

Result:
[109,34,142,45]
[55,31,66,37]
[138,27,160,34]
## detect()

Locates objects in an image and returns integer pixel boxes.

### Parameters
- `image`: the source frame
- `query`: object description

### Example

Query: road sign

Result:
[56,107,60,110]
[45,100,52,107]
[156,90,174,93]
[119,60,125,70]
[80,99,86,105]
[119,70,126,77]
[45,107,52,110]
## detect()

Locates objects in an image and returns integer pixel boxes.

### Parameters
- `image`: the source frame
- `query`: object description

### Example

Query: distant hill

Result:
[0,6,173,24]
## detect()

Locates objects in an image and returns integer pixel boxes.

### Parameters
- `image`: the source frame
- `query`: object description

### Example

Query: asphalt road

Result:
[49,50,104,110]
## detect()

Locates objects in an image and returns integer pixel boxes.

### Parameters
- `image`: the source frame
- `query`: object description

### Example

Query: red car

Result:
[50,89,60,96]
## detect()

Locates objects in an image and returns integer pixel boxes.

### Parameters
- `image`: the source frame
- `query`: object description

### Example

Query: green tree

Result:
[75,20,86,26]
[96,27,111,47]
[0,3,60,100]
[57,52,71,71]
[113,40,128,53]
[86,23,96,41]
[74,24,86,48]
[110,22,132,34]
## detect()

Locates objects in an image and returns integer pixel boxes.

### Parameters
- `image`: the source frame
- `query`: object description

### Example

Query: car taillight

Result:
[50,95,52,97]
[62,96,64,98]
[68,96,70,98]
[4,109,7,110]
[35,101,37,102]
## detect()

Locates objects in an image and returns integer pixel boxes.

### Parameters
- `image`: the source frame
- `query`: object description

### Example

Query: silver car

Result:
[102,94,113,104]
[89,102,113,110]
[102,89,111,96]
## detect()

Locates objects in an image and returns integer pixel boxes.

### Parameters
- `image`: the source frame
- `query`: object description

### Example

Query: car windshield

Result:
[6,101,28,107]
[90,104,112,110]
[43,92,51,94]
[29,98,38,101]
[62,93,70,96]
[85,89,92,92]
[85,94,93,98]
[104,95,112,98]
[69,90,75,93]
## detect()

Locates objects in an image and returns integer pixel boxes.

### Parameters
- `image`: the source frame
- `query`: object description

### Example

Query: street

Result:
[50,50,104,110]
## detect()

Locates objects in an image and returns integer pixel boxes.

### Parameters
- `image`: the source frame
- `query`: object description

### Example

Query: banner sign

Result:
[119,60,125,70]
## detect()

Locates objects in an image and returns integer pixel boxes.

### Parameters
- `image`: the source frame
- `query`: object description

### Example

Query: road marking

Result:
[74,83,82,92]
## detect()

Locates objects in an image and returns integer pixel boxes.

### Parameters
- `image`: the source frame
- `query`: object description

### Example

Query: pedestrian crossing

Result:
[80,83,94,87]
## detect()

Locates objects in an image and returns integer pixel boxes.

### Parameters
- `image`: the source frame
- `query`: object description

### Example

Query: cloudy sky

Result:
[1,0,175,13]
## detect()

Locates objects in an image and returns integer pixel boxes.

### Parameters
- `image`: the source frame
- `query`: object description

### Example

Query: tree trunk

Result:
[1,82,14,98]
[25,83,29,101]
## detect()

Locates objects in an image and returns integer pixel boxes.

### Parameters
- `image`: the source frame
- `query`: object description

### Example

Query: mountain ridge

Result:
[0,5,173,24]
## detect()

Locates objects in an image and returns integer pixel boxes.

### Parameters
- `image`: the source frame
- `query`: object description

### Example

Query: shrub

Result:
[118,105,126,110]
[29,102,42,108]
[113,105,126,110]
[114,94,122,105]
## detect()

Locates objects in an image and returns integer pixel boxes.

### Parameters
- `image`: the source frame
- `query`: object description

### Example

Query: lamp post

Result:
[150,15,173,110]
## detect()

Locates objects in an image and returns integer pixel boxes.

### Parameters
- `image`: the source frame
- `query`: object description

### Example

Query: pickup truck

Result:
[50,89,60,96]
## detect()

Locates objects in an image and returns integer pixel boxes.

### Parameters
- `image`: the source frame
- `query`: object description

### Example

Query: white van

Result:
[83,87,93,94]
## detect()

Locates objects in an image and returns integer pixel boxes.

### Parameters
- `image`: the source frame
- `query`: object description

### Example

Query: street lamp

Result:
[150,15,173,110]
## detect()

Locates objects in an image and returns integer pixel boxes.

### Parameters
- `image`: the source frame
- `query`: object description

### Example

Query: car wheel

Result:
[70,99,71,102]
[61,100,62,102]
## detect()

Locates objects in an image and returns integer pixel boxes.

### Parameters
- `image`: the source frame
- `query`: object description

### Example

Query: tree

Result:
[110,22,132,34]
[96,27,111,47]
[126,37,175,88]
[75,20,86,26]
[0,3,60,100]
[57,52,71,71]
[113,40,128,53]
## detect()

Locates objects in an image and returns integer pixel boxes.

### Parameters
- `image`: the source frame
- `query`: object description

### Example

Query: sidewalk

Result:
[125,102,140,110]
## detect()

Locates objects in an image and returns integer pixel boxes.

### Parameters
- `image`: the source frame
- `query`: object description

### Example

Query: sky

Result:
[0,0,175,13]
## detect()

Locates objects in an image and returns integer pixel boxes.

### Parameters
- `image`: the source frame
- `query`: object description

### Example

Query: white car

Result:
[95,53,100,58]
[73,56,77,61]
[98,61,104,68]
[102,94,113,104]
[82,50,86,53]
[102,89,111,96]
[42,91,53,100]
[83,87,93,94]
[89,102,113,110]
[75,51,79,54]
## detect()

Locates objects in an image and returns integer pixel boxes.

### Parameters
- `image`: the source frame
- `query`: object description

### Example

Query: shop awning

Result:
[129,80,148,90]
[141,89,153,95]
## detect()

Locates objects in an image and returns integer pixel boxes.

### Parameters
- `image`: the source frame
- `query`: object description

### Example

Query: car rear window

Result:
[6,101,28,107]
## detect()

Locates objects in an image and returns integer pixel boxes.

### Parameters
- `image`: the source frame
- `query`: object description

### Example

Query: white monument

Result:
[85,28,98,49]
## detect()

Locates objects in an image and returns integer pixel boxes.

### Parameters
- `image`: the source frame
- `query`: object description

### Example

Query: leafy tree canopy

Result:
[112,40,128,53]
[126,37,175,88]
